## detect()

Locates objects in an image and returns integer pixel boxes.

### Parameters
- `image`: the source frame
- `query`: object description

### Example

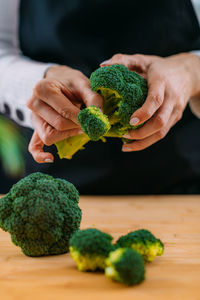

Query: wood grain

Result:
[0,195,200,300]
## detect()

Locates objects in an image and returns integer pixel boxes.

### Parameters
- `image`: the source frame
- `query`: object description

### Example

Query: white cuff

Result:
[0,58,55,129]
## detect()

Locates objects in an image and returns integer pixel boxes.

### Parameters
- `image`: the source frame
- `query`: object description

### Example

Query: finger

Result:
[100,54,153,74]
[29,98,80,131]
[28,79,80,124]
[123,95,174,140]
[32,113,83,146]
[28,131,54,163]
[122,113,176,152]
[129,80,165,126]
[73,79,103,110]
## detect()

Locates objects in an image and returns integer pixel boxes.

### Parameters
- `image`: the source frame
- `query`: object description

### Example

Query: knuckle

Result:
[171,90,180,101]
[34,79,59,97]
[132,53,143,60]
[175,112,183,123]
[28,142,33,153]
[41,127,54,146]
[156,115,165,128]
[156,128,167,139]
[29,98,40,111]
[175,102,184,112]
[26,98,33,109]
[151,94,163,107]
[33,79,45,96]
[53,116,66,131]
[113,53,123,60]
[143,111,152,120]
[60,108,75,120]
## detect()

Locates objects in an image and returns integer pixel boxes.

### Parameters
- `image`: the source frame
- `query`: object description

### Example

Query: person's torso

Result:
[19,0,200,194]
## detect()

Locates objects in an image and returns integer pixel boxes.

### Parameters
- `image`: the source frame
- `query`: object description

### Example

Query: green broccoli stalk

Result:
[55,64,148,159]
[0,172,82,257]
[55,133,90,159]
[105,248,145,286]
[69,228,114,271]
[116,229,164,262]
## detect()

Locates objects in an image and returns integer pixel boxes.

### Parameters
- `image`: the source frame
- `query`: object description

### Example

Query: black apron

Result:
[18,0,200,194]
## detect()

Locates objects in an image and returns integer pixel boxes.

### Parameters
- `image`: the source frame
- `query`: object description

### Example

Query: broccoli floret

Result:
[69,228,114,271]
[78,106,111,141]
[0,172,82,257]
[105,248,145,286]
[116,229,164,262]
[55,64,148,159]
[91,64,147,127]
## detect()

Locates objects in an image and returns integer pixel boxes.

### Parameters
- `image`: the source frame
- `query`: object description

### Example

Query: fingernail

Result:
[122,146,132,152]
[100,60,110,65]
[44,158,53,163]
[130,117,140,126]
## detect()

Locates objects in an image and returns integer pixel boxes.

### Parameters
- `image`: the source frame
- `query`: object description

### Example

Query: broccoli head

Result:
[78,106,111,141]
[116,229,164,262]
[69,228,114,271]
[91,64,148,126]
[55,64,148,159]
[105,248,145,286]
[0,172,82,257]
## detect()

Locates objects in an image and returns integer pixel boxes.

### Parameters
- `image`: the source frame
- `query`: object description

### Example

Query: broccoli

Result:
[78,106,111,141]
[91,64,148,127]
[56,64,148,159]
[69,228,114,271]
[116,229,164,262]
[55,133,90,159]
[0,172,82,257]
[105,248,145,286]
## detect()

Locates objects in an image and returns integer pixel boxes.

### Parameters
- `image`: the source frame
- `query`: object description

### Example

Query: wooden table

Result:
[0,195,200,300]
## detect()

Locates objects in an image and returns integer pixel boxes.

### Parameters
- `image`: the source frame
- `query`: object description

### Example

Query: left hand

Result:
[101,53,200,151]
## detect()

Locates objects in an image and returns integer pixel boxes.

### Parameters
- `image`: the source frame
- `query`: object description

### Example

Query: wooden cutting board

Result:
[0,195,200,300]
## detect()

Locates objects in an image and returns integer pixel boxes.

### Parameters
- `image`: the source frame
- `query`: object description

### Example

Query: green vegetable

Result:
[116,229,164,262]
[56,64,148,159]
[91,64,147,127]
[0,172,82,257]
[69,228,114,271]
[55,134,90,159]
[105,248,145,285]
[78,106,111,141]
[0,115,25,177]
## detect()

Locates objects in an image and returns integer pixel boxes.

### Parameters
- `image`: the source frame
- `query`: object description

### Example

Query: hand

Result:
[27,65,103,163]
[101,53,200,151]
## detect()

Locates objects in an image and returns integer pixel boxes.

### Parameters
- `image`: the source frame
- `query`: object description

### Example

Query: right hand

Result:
[27,65,103,163]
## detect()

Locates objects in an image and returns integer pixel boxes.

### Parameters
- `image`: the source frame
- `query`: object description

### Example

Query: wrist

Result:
[44,65,72,79]
[177,53,200,98]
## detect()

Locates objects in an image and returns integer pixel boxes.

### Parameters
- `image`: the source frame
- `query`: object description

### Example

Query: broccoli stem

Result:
[55,134,90,159]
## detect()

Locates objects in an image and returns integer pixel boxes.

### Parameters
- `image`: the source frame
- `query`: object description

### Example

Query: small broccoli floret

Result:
[0,172,82,257]
[116,229,164,262]
[69,228,114,271]
[78,106,111,141]
[105,248,145,286]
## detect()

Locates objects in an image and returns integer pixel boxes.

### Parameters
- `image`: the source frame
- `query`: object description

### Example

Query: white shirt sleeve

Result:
[0,0,55,128]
